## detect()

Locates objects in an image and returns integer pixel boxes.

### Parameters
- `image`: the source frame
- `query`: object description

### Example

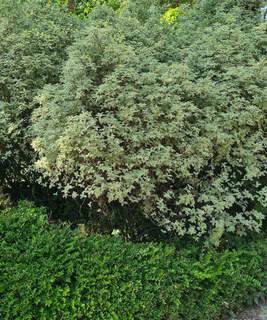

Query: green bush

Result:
[32,0,267,239]
[0,202,267,319]
[0,0,78,188]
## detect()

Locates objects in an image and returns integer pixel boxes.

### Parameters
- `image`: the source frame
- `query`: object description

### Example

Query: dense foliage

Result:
[31,0,267,239]
[0,202,267,320]
[0,2,266,318]
[0,0,78,188]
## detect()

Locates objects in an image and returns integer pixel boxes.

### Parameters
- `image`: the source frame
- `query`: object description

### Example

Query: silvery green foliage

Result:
[0,0,78,186]
[32,0,267,238]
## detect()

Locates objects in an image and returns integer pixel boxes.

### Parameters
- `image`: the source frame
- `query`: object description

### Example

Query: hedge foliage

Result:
[0,0,78,187]
[0,202,267,319]
[31,0,267,239]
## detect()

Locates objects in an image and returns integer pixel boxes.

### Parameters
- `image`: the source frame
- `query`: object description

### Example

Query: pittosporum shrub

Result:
[1,202,267,319]
[0,0,78,188]
[31,0,267,239]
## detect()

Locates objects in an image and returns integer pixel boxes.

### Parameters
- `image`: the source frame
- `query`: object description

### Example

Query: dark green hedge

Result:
[1,202,267,319]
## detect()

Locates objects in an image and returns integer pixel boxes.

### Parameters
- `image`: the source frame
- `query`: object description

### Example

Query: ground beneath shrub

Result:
[234,302,267,320]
